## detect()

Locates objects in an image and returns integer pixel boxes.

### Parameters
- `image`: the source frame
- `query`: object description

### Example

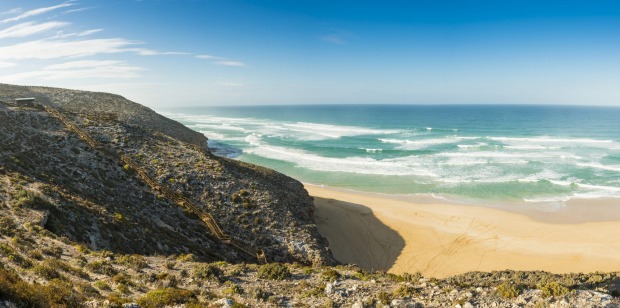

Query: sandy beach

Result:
[308,185,620,278]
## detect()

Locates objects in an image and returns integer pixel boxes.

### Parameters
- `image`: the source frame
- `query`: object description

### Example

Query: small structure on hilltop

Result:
[15,97,35,107]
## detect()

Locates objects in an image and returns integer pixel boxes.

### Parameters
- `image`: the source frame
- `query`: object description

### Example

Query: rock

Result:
[325,282,334,294]
[122,304,140,308]
[390,299,405,307]
[214,298,234,307]
[351,301,364,308]
[463,302,474,308]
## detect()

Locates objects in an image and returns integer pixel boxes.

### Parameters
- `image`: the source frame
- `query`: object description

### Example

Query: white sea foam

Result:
[247,145,436,176]
[379,137,461,150]
[193,123,249,132]
[197,130,226,140]
[362,148,383,153]
[517,170,565,183]
[576,162,620,173]
[489,136,613,144]
[523,195,572,203]
[457,142,488,149]
[285,122,399,136]
[244,137,435,176]
[489,136,616,150]
[504,145,561,150]
[244,134,262,146]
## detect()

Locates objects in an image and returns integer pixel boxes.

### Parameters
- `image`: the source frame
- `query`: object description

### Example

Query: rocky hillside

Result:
[0,84,333,265]
[1,84,619,307]
[0,84,207,149]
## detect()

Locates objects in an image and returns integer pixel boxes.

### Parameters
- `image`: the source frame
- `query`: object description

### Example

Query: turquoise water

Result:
[162,105,620,207]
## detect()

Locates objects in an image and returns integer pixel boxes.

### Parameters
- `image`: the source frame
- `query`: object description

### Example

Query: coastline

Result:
[307,184,620,278]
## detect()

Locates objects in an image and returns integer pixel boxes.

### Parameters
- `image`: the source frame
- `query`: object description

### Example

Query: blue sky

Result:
[0,0,619,107]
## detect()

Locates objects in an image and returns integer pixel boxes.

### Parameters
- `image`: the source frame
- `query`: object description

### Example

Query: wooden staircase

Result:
[44,105,268,264]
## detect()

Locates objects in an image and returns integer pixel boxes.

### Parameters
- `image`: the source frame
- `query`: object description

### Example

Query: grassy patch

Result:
[136,288,196,308]
[193,264,222,282]
[258,263,290,281]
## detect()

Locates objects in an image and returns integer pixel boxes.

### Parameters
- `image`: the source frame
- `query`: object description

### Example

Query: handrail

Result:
[44,105,267,264]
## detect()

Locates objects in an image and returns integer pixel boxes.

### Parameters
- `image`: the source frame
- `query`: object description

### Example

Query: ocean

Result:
[162,105,620,207]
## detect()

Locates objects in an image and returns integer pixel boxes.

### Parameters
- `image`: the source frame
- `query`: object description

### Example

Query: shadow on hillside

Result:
[314,197,405,272]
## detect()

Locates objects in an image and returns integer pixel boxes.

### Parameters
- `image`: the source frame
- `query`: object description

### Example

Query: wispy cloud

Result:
[0,60,144,82]
[53,28,103,39]
[1,8,22,16]
[0,38,137,60]
[0,2,75,24]
[45,60,125,70]
[0,1,243,87]
[197,54,247,67]
[129,48,189,56]
[63,7,94,14]
[320,30,355,45]
[196,54,222,60]
[215,61,246,67]
[77,29,102,37]
[0,61,16,68]
[321,34,346,45]
[0,21,70,39]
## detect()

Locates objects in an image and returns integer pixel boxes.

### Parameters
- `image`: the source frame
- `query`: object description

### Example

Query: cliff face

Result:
[0,83,333,266]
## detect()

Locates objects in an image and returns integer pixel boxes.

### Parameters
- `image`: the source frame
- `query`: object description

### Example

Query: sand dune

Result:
[309,185,620,278]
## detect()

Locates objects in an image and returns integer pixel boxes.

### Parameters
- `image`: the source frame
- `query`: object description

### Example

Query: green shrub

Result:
[376,291,392,305]
[13,189,38,208]
[354,270,377,281]
[301,284,326,298]
[176,253,195,262]
[94,280,112,291]
[0,267,83,308]
[497,281,521,299]
[321,269,340,282]
[86,259,117,276]
[193,264,222,282]
[137,288,196,308]
[43,259,89,279]
[0,215,16,236]
[258,263,290,280]
[42,245,63,258]
[540,281,569,298]
[27,249,43,260]
[75,244,90,254]
[392,284,417,298]
[112,272,134,286]
[252,288,271,301]
[224,283,244,295]
[33,264,61,280]
[164,260,175,269]
[116,254,148,270]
